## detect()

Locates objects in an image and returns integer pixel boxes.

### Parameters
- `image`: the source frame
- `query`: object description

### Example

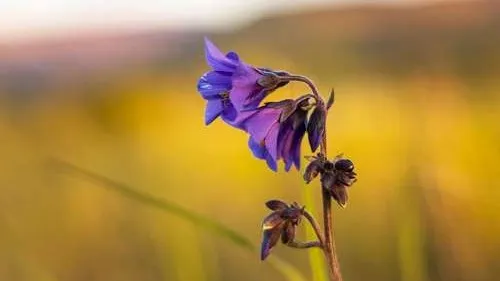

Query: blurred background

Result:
[1,0,499,280]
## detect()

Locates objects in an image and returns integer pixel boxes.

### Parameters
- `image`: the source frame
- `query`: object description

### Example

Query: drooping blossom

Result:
[197,38,288,125]
[260,200,304,260]
[237,96,313,171]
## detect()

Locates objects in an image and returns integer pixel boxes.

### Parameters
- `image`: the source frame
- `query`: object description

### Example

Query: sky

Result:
[0,0,436,42]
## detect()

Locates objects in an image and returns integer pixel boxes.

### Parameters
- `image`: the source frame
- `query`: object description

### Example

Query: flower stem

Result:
[303,209,325,247]
[284,73,342,281]
[286,241,322,249]
[322,188,343,281]
[281,75,324,105]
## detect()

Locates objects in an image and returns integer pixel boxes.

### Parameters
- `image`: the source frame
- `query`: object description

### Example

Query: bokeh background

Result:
[1,0,499,280]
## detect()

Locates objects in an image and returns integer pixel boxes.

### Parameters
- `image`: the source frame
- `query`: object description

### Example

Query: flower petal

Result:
[204,37,238,72]
[262,211,285,231]
[243,107,281,142]
[281,223,296,244]
[248,136,278,172]
[330,186,348,208]
[261,227,282,260]
[248,136,266,159]
[291,123,306,170]
[304,158,323,183]
[265,200,288,211]
[277,125,295,171]
[230,64,263,111]
[205,99,223,125]
[265,154,278,172]
[265,123,281,162]
[197,71,232,99]
[221,103,238,123]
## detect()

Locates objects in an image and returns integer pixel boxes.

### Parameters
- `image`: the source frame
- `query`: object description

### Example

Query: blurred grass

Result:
[51,159,305,281]
[1,2,500,281]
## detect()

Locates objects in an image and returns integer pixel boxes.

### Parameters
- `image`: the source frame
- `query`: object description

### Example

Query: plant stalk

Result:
[322,188,343,281]
[287,241,322,249]
[303,210,326,247]
[284,73,343,281]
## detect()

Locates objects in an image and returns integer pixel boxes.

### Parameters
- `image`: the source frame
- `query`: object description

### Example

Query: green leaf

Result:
[50,159,306,281]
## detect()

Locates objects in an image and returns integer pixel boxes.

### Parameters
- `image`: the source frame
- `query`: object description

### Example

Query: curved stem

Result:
[303,210,325,247]
[286,240,322,249]
[281,75,324,104]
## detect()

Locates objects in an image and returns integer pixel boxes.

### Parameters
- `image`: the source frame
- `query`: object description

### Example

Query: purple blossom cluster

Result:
[197,38,324,171]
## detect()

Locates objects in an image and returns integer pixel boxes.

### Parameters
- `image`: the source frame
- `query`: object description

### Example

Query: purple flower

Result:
[239,96,312,171]
[197,38,288,125]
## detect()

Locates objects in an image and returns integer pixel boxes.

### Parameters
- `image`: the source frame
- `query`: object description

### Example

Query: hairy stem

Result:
[286,241,322,249]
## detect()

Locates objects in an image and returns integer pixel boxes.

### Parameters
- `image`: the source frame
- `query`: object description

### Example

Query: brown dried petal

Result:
[304,159,322,183]
[281,223,296,244]
[330,186,348,208]
[262,211,285,231]
[281,207,303,222]
[261,227,282,260]
[279,94,311,123]
[265,200,288,211]
[320,172,336,192]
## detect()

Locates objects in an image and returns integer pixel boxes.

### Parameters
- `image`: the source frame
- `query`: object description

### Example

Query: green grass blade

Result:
[302,184,328,281]
[50,159,305,281]
[268,256,307,281]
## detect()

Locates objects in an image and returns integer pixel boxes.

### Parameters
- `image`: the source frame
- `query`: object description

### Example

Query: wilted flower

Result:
[261,200,304,260]
[197,38,289,125]
[239,96,314,171]
[304,154,357,207]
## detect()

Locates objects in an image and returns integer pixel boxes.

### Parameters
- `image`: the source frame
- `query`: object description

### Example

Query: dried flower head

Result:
[261,200,304,260]
[304,154,357,208]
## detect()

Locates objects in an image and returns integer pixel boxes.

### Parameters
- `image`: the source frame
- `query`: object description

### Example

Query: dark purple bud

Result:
[261,227,282,260]
[334,159,354,172]
[280,222,296,244]
[265,200,288,211]
[323,160,334,171]
[307,106,326,152]
[326,88,335,110]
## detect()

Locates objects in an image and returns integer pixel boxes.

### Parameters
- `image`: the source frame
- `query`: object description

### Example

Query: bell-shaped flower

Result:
[197,38,288,125]
[237,96,313,171]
